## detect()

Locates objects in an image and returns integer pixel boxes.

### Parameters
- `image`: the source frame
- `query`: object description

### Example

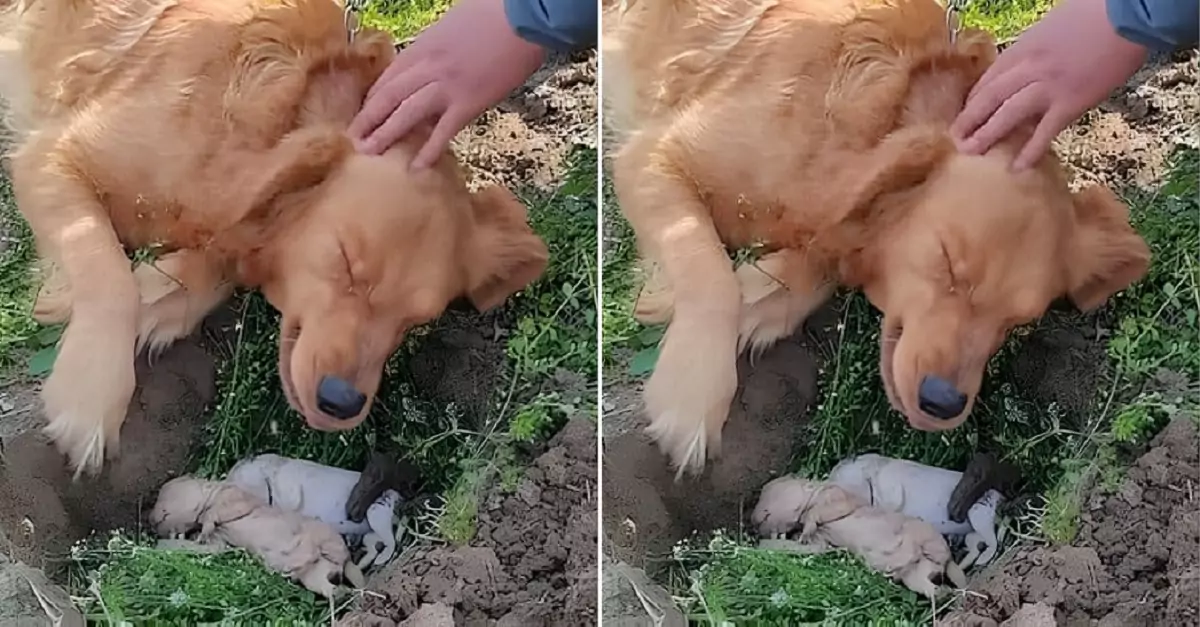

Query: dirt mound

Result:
[457,50,597,193]
[1056,49,1197,190]
[942,417,1200,627]
[602,332,823,572]
[409,312,507,425]
[358,417,598,626]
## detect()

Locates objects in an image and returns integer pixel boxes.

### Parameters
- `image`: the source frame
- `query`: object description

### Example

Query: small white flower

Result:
[169,589,189,607]
[769,589,790,607]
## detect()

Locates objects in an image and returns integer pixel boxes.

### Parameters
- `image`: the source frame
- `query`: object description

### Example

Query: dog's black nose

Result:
[918,375,967,419]
[316,375,366,419]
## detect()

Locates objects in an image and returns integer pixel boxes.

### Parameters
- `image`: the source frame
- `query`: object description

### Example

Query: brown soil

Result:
[354,417,597,627]
[0,329,219,574]
[456,50,597,193]
[602,329,827,573]
[941,417,1200,627]
[0,45,597,625]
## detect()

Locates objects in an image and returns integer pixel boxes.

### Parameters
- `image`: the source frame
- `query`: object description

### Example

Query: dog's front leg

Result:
[12,142,138,478]
[613,133,740,478]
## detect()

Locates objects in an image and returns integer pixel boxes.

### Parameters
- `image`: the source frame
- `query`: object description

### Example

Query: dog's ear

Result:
[1064,185,1151,312]
[804,486,861,526]
[461,185,549,311]
[828,126,952,284]
[242,127,352,224]
[229,127,352,285]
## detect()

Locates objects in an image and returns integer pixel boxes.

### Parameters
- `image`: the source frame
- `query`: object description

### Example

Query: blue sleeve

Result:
[1105,0,1199,51]
[503,0,597,52]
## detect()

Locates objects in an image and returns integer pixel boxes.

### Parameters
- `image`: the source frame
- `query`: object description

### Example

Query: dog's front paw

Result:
[40,325,137,477]
[643,318,738,478]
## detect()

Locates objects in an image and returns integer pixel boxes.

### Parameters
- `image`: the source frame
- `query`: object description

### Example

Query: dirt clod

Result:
[361,418,598,626]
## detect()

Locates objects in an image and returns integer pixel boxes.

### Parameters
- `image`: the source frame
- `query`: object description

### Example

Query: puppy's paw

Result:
[643,317,738,478]
[41,327,136,477]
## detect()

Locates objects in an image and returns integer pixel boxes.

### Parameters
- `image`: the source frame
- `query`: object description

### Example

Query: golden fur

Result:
[603,0,1150,476]
[151,476,363,597]
[1,0,548,476]
[753,475,966,598]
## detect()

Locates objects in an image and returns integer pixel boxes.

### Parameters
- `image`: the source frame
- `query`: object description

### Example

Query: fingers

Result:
[412,109,467,170]
[366,50,419,101]
[953,64,1038,148]
[356,83,444,156]
[959,83,1047,158]
[1013,105,1071,171]
[349,65,432,146]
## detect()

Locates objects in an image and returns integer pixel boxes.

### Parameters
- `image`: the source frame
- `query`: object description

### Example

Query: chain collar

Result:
[945,0,966,44]
[344,0,365,43]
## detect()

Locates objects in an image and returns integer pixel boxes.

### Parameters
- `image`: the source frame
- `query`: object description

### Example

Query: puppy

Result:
[1,0,548,477]
[150,476,364,597]
[225,453,401,569]
[829,453,1004,569]
[604,0,1150,477]
[752,475,966,598]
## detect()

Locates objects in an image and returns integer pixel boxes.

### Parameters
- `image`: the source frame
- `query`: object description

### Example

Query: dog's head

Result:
[831,126,1149,432]
[231,128,548,432]
[150,476,219,537]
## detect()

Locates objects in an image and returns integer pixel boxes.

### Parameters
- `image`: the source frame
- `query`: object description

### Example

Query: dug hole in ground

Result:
[601,49,1198,626]
[0,49,598,627]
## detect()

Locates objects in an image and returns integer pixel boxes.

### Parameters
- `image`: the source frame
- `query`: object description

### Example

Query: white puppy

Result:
[827,453,1003,569]
[150,476,364,597]
[225,454,401,569]
[752,476,966,599]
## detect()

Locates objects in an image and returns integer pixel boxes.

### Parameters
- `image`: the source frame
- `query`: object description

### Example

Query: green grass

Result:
[358,0,451,40]
[672,533,934,626]
[0,173,40,374]
[68,533,336,625]
[959,0,1054,42]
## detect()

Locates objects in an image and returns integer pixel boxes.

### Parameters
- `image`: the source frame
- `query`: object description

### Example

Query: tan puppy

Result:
[150,476,364,598]
[604,0,1150,476]
[0,0,548,477]
[752,475,966,598]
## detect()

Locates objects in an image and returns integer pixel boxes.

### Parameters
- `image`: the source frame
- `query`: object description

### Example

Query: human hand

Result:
[349,0,546,168]
[950,0,1148,170]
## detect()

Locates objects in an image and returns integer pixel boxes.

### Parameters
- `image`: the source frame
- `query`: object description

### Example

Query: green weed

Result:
[674,532,933,626]
[69,533,335,626]
[358,0,451,40]
[959,0,1053,42]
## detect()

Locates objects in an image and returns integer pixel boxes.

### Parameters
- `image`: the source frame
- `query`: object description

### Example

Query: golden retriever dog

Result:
[0,0,548,476]
[151,475,365,597]
[753,475,966,598]
[602,0,1150,476]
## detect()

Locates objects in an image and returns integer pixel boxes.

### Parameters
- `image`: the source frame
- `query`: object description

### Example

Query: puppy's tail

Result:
[945,560,967,589]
